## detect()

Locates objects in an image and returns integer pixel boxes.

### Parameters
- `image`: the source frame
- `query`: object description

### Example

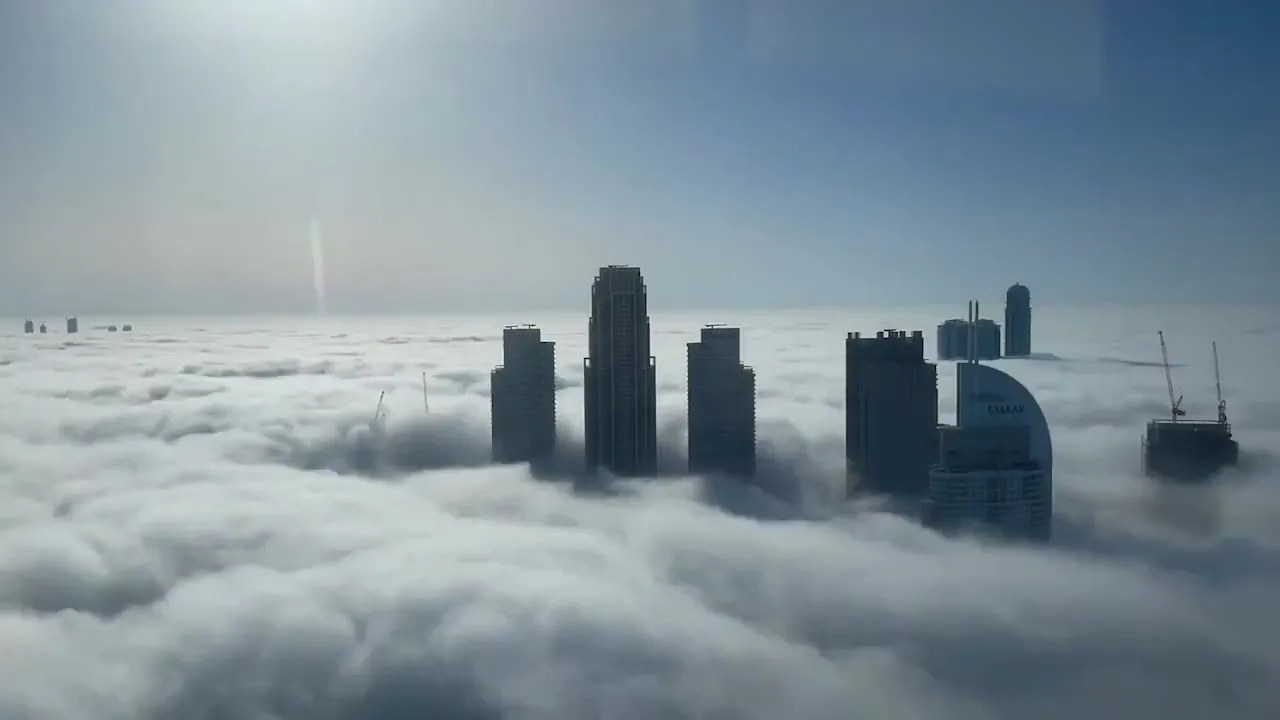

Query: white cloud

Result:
[1,308,1279,719]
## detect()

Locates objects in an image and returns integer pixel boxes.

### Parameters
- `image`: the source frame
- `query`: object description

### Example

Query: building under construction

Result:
[1141,332,1239,482]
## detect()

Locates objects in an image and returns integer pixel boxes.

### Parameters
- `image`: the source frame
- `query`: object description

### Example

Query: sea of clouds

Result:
[2,306,1279,720]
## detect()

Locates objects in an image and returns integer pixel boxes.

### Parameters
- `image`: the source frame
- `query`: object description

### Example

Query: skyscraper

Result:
[584,266,658,476]
[1005,283,1032,357]
[845,329,939,497]
[937,318,1002,361]
[490,325,557,465]
[924,300,1053,541]
[924,424,1051,541]
[687,325,756,476]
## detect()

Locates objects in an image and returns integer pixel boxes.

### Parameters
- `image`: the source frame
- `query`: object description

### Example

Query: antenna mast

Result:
[422,372,430,414]
[967,301,976,364]
[1213,341,1227,424]
[371,391,386,428]
[1158,331,1185,421]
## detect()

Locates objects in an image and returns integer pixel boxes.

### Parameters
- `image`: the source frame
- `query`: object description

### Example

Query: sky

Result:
[3,307,1280,718]
[0,0,1277,314]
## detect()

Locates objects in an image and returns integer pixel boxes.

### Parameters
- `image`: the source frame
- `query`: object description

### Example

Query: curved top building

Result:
[1004,283,1032,357]
[956,362,1053,481]
[924,361,1054,540]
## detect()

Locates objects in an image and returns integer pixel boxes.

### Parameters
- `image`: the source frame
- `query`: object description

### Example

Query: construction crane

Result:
[1213,341,1227,425]
[1158,331,1186,421]
[370,391,387,430]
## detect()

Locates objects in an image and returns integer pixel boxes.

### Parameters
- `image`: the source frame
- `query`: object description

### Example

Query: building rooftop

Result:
[847,329,925,340]
[1146,419,1233,434]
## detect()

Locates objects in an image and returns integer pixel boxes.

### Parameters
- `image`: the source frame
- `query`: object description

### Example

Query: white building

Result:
[923,311,1054,540]
[925,424,1050,540]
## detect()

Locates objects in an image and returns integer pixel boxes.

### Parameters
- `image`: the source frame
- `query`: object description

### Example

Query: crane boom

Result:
[1213,341,1227,424]
[1158,331,1185,420]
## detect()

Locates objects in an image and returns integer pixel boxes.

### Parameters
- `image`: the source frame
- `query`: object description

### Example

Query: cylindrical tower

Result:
[1004,283,1032,357]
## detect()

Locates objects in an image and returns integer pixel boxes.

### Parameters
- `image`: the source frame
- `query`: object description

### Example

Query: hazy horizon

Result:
[2,0,1277,314]
[8,300,1280,323]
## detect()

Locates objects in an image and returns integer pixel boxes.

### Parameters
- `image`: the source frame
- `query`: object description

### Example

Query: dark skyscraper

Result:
[584,266,658,476]
[1005,283,1032,357]
[687,325,756,477]
[490,325,556,465]
[846,329,939,497]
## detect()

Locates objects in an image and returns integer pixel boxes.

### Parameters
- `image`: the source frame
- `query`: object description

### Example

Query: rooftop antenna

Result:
[422,372,430,414]
[1213,341,1227,425]
[957,300,981,426]
[1158,331,1185,421]
[971,300,980,364]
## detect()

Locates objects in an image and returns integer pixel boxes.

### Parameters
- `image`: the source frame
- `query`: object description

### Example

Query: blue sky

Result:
[0,0,1276,314]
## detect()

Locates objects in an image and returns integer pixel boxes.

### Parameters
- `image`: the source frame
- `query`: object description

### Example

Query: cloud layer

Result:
[2,309,1279,720]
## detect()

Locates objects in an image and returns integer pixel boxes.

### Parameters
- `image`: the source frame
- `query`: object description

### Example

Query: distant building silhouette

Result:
[937,318,1001,361]
[1141,333,1238,483]
[490,325,556,465]
[584,266,658,476]
[38,323,47,334]
[687,325,756,477]
[1004,283,1032,356]
[23,319,33,334]
[66,317,78,334]
[845,329,938,497]
[936,319,967,360]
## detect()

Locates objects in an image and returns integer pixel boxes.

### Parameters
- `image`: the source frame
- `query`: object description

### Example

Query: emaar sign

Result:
[957,362,1054,483]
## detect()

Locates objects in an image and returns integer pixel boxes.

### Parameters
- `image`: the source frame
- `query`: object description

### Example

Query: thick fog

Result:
[2,307,1279,719]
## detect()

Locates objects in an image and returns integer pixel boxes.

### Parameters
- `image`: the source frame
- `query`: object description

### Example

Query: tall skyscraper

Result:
[584,266,658,476]
[687,325,756,476]
[924,301,1053,541]
[1004,283,1032,357]
[490,325,557,465]
[845,329,939,497]
[924,424,1051,541]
